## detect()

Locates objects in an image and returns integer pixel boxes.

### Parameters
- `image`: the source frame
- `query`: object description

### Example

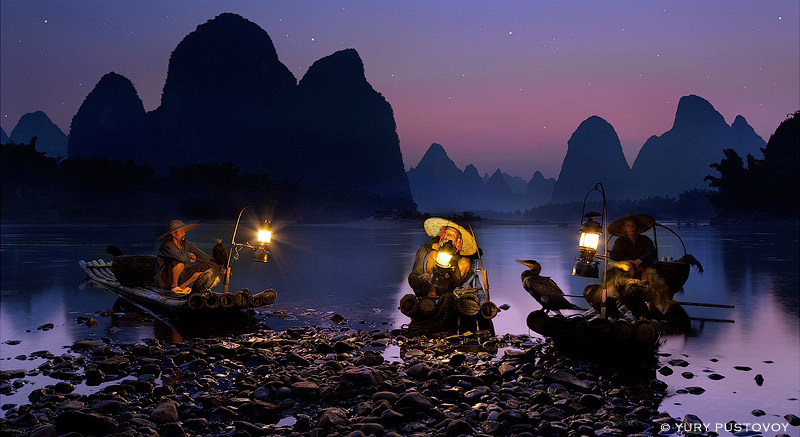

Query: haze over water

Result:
[1,220,797,434]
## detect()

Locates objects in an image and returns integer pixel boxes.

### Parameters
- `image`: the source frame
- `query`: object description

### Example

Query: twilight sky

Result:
[1,1,798,179]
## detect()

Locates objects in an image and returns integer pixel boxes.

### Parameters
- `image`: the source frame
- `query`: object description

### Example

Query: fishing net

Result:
[406,293,459,335]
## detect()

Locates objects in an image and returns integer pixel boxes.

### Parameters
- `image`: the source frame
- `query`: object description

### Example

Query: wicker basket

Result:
[651,260,690,294]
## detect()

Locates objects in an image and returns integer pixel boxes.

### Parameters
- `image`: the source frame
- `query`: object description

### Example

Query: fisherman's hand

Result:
[420,273,432,283]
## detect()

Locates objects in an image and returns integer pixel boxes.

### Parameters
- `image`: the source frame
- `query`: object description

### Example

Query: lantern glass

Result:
[435,241,457,267]
[257,220,272,244]
[435,251,453,267]
[579,232,600,251]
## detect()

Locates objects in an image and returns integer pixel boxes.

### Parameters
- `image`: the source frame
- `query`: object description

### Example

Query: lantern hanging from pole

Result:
[573,212,602,278]
[253,219,272,263]
[223,202,275,293]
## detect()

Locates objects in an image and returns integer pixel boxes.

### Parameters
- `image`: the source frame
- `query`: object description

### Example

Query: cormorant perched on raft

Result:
[213,239,229,271]
[517,259,580,315]
[106,245,124,257]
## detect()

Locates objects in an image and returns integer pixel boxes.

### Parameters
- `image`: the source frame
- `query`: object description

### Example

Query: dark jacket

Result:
[609,234,657,268]
[154,239,215,289]
[408,239,470,296]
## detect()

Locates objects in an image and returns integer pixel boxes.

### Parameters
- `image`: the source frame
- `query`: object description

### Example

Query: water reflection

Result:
[1,221,798,433]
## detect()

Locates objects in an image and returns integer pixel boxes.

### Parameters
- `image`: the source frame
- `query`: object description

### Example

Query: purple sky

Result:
[2,1,798,179]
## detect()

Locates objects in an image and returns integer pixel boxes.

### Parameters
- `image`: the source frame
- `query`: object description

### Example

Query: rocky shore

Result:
[1,320,797,436]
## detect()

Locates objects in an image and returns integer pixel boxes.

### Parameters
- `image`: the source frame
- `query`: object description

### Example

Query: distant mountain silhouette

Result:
[154,12,298,174]
[407,143,468,212]
[67,72,146,162]
[407,143,551,212]
[296,49,413,203]
[10,111,68,159]
[551,116,631,203]
[526,171,556,206]
[64,13,414,213]
[463,164,484,188]
[1,128,8,144]
[486,169,512,195]
[630,95,765,198]
[502,173,528,194]
[763,111,799,213]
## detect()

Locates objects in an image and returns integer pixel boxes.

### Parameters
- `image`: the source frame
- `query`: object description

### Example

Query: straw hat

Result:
[423,217,477,256]
[608,214,655,237]
[156,219,198,240]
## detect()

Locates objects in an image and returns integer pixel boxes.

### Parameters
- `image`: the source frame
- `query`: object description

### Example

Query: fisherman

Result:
[609,216,657,279]
[154,219,219,294]
[408,217,476,297]
[405,217,497,334]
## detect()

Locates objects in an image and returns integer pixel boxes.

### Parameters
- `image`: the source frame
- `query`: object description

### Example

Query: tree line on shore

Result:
[3,110,797,224]
[1,138,416,223]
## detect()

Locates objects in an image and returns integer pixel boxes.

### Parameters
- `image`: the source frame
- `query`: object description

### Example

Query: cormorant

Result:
[517,259,579,314]
[106,245,123,257]
[213,238,229,269]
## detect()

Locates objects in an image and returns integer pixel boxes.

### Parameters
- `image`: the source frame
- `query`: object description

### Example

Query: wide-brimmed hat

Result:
[156,219,198,240]
[608,214,656,237]
[423,217,477,256]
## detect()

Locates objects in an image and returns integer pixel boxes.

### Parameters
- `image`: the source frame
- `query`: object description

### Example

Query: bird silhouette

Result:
[213,238,229,269]
[517,259,579,314]
[106,245,124,257]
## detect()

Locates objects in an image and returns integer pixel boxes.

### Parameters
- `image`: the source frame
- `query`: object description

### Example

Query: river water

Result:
[1,220,798,434]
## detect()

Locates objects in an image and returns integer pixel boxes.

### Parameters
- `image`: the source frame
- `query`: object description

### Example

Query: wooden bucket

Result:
[219,292,236,309]
[480,301,498,319]
[259,289,277,306]
[399,294,419,317]
[187,293,205,311]
[457,293,480,316]
[610,319,634,341]
[633,318,662,346]
[235,289,252,308]
[418,296,437,315]
[204,292,220,309]
[526,310,550,335]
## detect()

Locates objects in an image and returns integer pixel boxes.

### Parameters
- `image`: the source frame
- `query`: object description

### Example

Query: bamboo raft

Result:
[526,308,670,350]
[399,288,497,335]
[79,258,276,314]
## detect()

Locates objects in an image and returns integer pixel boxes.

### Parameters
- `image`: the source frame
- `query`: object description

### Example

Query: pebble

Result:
[0,324,727,436]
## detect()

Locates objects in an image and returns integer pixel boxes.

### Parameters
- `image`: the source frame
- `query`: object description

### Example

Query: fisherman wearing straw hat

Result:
[408,217,478,297]
[154,219,218,294]
[608,214,657,279]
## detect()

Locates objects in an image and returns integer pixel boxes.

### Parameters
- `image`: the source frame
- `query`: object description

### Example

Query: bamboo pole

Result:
[688,316,735,323]
[670,300,735,309]
[562,294,734,309]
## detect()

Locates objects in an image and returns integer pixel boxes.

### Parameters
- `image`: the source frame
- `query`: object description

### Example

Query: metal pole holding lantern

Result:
[572,182,609,318]
[223,201,274,293]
